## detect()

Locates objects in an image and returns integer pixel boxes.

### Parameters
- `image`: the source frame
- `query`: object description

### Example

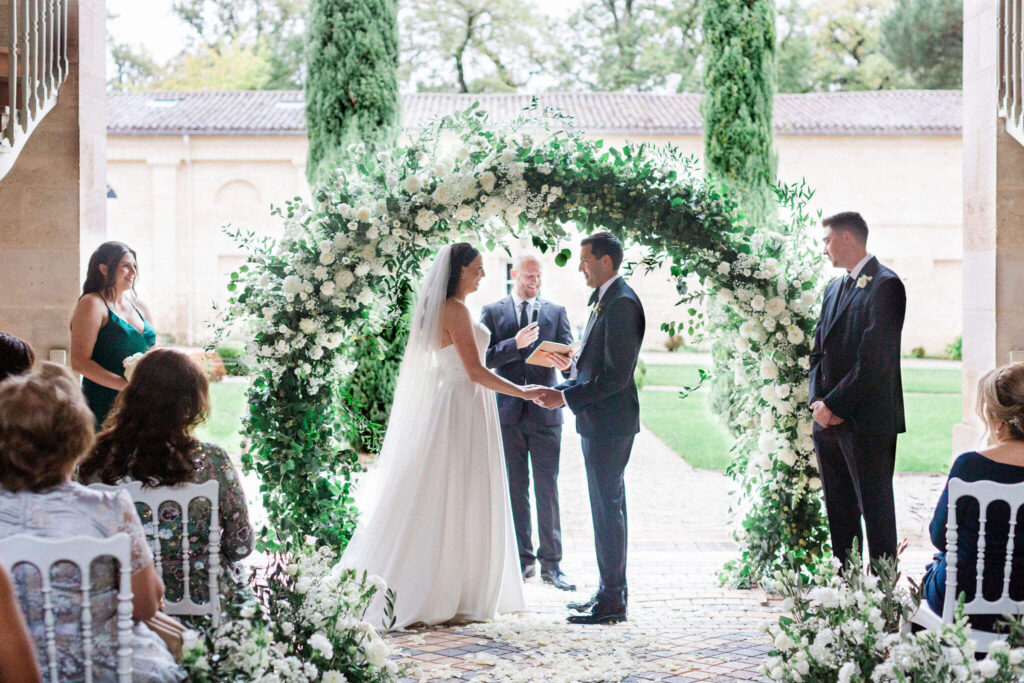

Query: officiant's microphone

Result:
[529,300,541,325]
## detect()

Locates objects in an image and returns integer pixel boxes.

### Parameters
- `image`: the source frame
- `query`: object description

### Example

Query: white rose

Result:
[354,262,370,277]
[760,412,774,429]
[432,183,453,205]
[778,449,797,467]
[320,251,336,266]
[759,358,779,380]
[977,659,999,679]
[432,159,450,177]
[318,240,332,252]
[299,319,317,334]
[455,205,474,222]
[313,266,329,281]
[717,262,731,276]
[750,295,766,311]
[499,148,516,163]
[309,632,334,660]
[481,196,506,220]
[281,622,294,636]
[739,321,760,340]
[787,326,805,345]
[282,275,303,296]
[403,174,423,194]
[715,289,734,305]
[322,673,348,683]
[365,638,390,667]
[478,171,497,194]
[736,337,751,352]
[808,477,821,490]
[334,269,354,289]
[182,630,200,650]
[776,383,791,398]
[766,297,786,317]
[504,204,524,224]
[798,356,810,370]
[758,432,777,454]
[355,206,372,222]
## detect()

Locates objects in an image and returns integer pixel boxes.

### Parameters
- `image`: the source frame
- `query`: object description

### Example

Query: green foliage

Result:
[881,0,962,89]
[344,284,413,453]
[160,43,274,90]
[401,0,553,93]
[633,358,647,390]
[305,0,399,184]
[554,0,701,92]
[946,335,963,361]
[215,340,250,377]
[701,0,778,229]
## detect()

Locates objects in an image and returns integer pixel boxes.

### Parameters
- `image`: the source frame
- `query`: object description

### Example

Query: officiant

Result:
[482,251,575,591]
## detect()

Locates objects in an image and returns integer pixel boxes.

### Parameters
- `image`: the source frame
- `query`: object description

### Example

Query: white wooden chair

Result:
[912,478,1024,651]
[0,533,134,683]
[89,480,222,626]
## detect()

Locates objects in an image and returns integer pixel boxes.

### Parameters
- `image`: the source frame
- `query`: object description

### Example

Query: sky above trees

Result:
[107,0,962,93]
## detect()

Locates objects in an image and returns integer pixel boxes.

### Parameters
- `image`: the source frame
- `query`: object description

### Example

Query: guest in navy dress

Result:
[923,362,1024,629]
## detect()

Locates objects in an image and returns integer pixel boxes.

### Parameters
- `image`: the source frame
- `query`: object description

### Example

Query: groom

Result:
[536,232,645,625]
[809,211,906,570]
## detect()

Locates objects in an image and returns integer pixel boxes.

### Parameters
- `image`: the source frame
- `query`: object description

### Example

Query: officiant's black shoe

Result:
[566,607,627,625]
[521,564,537,580]
[567,593,598,612]
[541,569,576,592]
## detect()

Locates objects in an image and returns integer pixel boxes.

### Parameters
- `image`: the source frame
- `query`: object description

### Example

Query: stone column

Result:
[953,0,1024,452]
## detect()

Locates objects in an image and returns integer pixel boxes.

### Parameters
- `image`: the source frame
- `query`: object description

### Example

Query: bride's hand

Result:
[520,384,545,400]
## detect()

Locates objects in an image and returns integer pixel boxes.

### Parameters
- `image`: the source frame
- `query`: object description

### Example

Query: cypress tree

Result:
[701,0,777,227]
[304,0,400,184]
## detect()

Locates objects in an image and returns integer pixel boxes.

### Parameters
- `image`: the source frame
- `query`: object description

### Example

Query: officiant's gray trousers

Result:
[582,432,634,609]
[501,423,563,572]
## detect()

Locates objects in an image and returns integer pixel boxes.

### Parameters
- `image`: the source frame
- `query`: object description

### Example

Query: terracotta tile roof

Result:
[106,89,961,136]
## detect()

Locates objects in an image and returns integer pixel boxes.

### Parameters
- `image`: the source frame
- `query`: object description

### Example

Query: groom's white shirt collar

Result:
[848,254,873,280]
[596,273,622,301]
[512,292,538,308]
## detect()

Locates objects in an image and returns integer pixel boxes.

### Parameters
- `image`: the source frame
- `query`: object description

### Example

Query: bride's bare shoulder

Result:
[442,298,470,319]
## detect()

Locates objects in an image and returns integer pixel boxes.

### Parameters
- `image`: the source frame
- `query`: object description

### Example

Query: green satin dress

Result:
[82,300,156,428]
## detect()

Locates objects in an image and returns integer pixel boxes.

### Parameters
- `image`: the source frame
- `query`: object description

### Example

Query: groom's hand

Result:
[515,321,540,349]
[811,400,844,428]
[533,388,565,410]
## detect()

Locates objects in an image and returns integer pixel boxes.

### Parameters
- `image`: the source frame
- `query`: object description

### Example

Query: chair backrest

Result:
[88,480,221,626]
[0,533,134,683]
[943,478,1024,622]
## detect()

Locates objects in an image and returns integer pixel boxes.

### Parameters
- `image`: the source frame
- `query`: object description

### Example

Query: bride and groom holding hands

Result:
[340,231,645,629]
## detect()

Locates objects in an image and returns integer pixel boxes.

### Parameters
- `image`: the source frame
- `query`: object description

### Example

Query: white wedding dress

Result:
[339,248,525,631]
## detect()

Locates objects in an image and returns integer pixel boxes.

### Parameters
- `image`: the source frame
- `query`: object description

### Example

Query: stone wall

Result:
[106,128,964,353]
[0,0,107,361]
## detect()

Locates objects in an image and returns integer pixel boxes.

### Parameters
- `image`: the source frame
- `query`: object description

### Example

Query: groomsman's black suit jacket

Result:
[558,277,646,439]
[809,256,906,435]
[482,296,572,428]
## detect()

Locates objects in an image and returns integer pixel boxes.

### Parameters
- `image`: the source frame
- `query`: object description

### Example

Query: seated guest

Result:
[923,362,1024,630]
[0,558,41,683]
[0,332,35,383]
[79,349,253,606]
[0,364,183,682]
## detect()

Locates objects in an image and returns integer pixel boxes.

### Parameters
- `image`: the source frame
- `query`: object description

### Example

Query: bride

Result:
[339,243,543,630]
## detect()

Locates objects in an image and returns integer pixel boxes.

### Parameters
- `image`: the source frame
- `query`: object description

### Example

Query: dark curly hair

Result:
[79,348,210,487]
[0,332,35,383]
[0,363,95,492]
[82,241,138,299]
[445,242,480,299]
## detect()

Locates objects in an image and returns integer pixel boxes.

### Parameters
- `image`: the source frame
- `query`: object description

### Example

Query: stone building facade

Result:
[104,90,963,352]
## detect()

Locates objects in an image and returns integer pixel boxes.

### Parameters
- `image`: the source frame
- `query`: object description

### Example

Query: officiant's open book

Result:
[525,340,581,367]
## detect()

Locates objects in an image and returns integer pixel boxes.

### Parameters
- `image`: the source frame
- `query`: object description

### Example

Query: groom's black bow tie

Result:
[588,289,600,306]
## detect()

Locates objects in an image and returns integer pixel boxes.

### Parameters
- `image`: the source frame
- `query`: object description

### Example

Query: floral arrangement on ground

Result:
[219,100,831,584]
[183,543,401,682]
[762,548,1024,682]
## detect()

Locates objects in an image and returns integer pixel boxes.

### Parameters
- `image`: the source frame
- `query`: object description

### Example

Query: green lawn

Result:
[643,364,960,395]
[640,365,962,473]
[196,380,249,457]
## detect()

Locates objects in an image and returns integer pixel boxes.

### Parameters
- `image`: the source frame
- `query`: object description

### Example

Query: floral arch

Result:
[222,103,830,584]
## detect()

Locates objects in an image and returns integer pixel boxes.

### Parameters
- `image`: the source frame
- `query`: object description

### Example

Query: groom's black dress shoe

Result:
[567,593,598,612]
[521,564,537,580]
[541,569,576,592]
[566,606,627,625]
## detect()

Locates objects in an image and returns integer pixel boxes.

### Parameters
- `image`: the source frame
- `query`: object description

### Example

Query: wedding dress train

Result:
[340,321,526,630]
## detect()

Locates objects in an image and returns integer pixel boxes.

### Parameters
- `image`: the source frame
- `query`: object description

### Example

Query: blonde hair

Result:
[0,363,95,492]
[976,362,1024,442]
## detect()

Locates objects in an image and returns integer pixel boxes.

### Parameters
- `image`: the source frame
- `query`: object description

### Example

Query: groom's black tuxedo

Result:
[557,276,645,613]
[809,256,906,568]
[482,296,572,573]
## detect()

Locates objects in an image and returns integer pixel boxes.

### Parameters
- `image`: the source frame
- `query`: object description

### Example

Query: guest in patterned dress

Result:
[0,364,183,682]
[0,332,35,384]
[78,348,254,606]
[70,242,156,428]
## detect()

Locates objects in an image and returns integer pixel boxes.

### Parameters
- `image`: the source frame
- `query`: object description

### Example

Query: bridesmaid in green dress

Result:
[70,242,156,427]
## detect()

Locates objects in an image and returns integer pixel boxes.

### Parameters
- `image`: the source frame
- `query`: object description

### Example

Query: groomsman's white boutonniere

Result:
[588,300,604,316]
[856,275,873,289]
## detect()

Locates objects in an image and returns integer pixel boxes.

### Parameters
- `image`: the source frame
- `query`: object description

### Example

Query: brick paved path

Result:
[382,411,946,683]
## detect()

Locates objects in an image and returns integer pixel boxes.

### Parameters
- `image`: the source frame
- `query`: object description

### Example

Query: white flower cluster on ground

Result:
[762,551,1024,682]
[182,544,400,682]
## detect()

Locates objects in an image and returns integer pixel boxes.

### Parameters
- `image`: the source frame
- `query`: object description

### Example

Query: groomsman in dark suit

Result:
[536,232,645,625]
[809,211,906,570]
[481,252,576,591]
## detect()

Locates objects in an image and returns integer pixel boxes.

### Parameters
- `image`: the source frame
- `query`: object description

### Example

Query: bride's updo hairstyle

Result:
[445,242,480,299]
[976,362,1024,442]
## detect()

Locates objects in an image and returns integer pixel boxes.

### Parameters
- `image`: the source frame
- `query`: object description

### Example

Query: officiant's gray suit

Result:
[482,296,572,574]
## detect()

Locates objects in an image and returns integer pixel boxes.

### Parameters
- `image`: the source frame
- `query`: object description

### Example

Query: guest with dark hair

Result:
[70,242,156,427]
[0,364,182,682]
[79,348,254,605]
[0,332,35,383]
